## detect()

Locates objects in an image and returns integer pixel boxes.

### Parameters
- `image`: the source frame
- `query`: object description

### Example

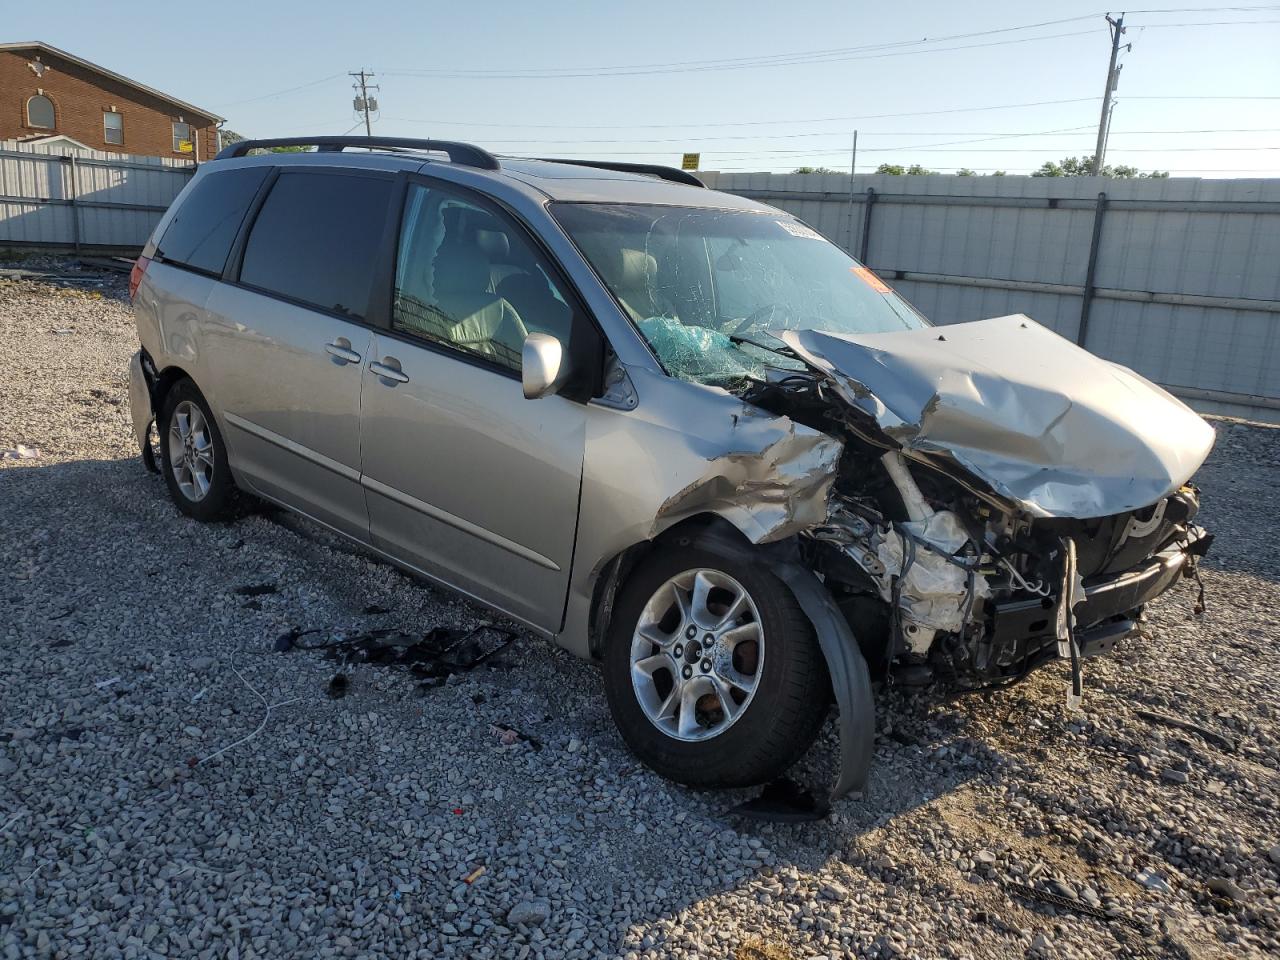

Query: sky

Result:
[9,0,1280,176]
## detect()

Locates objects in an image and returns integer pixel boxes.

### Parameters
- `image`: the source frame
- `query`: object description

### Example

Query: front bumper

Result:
[987,526,1211,667]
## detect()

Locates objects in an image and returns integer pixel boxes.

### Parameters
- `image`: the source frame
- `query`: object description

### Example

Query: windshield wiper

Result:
[727,332,799,360]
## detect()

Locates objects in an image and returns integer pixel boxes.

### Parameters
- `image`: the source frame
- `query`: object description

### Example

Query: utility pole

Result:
[846,130,859,251]
[1091,14,1127,175]
[350,70,379,136]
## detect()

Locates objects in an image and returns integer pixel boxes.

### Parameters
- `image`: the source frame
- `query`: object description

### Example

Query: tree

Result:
[791,166,841,174]
[218,130,312,155]
[956,167,977,177]
[874,163,936,175]
[1032,155,1169,178]
[990,171,1007,176]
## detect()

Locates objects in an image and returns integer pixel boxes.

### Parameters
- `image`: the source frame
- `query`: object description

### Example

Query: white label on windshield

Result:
[776,220,824,241]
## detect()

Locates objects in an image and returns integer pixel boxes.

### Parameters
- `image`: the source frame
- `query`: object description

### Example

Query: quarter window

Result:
[393,182,573,372]
[26,95,54,129]
[240,172,392,319]
[172,121,192,153]
[103,111,123,145]
[156,167,270,276]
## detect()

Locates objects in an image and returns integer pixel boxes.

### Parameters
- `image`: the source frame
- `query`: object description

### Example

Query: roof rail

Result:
[215,136,500,170]
[533,158,705,188]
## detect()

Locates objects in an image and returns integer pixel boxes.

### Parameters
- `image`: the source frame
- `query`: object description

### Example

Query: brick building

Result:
[0,41,223,160]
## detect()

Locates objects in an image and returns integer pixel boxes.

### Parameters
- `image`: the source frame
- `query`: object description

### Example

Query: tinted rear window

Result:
[156,167,268,275]
[238,172,392,319]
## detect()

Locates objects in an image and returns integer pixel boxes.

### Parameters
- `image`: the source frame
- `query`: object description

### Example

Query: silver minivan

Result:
[128,137,1213,800]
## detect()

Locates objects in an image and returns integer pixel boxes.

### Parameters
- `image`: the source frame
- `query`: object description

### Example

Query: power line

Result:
[1132,18,1280,25]
[382,30,1102,80]
[385,94,1279,133]
[382,15,1104,78]
[214,73,346,108]
[1124,4,1280,12]
[388,98,1104,132]
[1123,94,1280,99]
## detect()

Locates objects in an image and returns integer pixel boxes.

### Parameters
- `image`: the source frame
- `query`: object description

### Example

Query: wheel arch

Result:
[587,513,877,802]
[585,513,752,662]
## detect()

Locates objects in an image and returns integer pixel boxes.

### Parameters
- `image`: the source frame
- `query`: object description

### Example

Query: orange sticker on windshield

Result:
[851,264,893,294]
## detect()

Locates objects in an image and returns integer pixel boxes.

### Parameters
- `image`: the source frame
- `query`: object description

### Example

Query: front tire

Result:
[158,379,235,522]
[602,545,830,789]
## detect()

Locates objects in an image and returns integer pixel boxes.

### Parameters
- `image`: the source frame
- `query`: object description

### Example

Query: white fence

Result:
[702,171,1280,423]
[1,143,1276,421]
[0,140,194,251]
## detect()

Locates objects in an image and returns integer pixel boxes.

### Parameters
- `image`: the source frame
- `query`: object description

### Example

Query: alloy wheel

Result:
[630,568,765,741]
[167,400,215,502]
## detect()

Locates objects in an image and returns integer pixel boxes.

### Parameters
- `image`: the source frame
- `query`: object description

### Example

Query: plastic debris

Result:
[94,677,120,690]
[235,583,278,597]
[1,445,40,460]
[727,777,829,822]
[490,722,542,752]
[326,673,349,699]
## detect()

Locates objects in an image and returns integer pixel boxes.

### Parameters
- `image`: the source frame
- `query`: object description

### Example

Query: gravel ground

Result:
[2,271,1279,960]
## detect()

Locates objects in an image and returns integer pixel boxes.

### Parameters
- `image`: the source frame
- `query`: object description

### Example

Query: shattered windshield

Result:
[552,202,929,384]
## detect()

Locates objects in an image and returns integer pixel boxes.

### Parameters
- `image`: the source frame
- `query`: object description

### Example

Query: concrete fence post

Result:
[859,187,876,264]
[62,155,82,254]
[1077,191,1108,347]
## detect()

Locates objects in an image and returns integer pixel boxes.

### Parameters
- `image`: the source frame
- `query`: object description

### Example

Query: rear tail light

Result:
[128,256,151,302]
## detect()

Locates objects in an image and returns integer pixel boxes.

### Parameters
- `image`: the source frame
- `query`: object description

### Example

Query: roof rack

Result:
[215,136,500,170]
[533,158,705,188]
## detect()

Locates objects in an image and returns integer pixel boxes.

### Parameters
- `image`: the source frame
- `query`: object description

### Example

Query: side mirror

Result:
[522,333,567,399]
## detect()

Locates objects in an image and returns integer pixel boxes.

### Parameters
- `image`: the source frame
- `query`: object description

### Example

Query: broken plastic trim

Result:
[276,625,518,695]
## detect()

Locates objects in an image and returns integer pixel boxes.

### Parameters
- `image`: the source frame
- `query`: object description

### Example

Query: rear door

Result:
[202,168,394,538]
[358,178,588,631]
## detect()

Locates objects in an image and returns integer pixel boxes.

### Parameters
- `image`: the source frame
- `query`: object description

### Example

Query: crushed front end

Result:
[742,315,1216,698]
[806,446,1211,692]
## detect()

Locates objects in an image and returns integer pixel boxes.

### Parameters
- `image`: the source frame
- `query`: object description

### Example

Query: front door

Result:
[204,168,394,537]
[358,178,587,631]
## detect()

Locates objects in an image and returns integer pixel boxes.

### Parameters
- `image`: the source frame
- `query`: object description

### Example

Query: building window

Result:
[104,111,123,145]
[26,95,55,129]
[172,121,193,154]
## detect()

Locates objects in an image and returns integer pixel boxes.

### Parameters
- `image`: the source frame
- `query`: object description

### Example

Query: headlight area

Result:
[800,445,1211,700]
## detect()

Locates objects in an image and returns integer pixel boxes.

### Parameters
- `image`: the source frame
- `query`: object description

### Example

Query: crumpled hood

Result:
[781,315,1215,519]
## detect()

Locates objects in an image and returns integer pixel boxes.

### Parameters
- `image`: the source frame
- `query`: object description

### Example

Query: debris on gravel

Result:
[3,270,1279,958]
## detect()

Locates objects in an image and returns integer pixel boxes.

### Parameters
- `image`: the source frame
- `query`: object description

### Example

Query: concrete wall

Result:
[701,171,1280,423]
[0,139,193,250]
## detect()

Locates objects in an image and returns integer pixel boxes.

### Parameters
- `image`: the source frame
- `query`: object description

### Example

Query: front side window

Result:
[553,202,928,384]
[157,167,269,276]
[172,121,192,153]
[26,95,54,129]
[103,110,123,145]
[239,171,392,319]
[392,182,573,373]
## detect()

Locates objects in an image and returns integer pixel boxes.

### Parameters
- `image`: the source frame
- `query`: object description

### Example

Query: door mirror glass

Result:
[522,333,566,399]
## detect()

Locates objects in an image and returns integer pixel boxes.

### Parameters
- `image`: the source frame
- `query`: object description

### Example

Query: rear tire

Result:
[602,544,830,789]
[158,379,236,522]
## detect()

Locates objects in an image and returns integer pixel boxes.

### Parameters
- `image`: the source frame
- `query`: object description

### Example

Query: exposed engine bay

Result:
[737,316,1215,697]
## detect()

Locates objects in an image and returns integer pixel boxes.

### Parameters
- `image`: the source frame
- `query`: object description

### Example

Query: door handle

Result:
[369,359,409,383]
[325,340,361,364]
